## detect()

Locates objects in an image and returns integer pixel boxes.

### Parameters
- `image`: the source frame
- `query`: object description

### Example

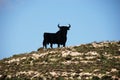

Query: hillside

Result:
[0,41,120,80]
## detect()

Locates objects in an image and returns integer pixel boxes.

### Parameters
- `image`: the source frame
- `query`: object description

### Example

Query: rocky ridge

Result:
[0,41,120,80]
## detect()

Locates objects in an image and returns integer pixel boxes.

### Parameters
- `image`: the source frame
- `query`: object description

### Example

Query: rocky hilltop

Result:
[0,41,120,80]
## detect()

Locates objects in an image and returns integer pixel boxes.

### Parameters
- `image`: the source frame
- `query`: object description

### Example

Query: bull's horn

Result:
[68,24,71,28]
[58,24,60,28]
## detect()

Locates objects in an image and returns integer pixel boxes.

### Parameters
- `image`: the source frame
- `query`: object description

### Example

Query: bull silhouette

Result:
[43,24,71,48]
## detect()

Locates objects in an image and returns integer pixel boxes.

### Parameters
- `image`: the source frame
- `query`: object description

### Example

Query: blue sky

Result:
[0,0,120,59]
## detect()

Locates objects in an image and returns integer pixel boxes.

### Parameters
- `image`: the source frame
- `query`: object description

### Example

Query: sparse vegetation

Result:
[0,41,120,80]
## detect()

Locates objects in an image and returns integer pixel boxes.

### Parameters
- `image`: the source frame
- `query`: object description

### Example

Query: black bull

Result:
[43,24,71,48]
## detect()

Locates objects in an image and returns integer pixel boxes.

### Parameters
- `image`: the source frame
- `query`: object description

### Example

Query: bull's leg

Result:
[58,44,60,48]
[50,43,53,48]
[44,44,47,49]
[63,43,65,47]
[43,40,47,49]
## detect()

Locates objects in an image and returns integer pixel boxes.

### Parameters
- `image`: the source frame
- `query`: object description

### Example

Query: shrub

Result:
[65,55,72,60]
[101,75,112,80]
[92,76,100,80]
[56,76,64,80]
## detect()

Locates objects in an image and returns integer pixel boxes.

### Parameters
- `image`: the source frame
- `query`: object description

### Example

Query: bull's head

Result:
[58,24,71,31]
